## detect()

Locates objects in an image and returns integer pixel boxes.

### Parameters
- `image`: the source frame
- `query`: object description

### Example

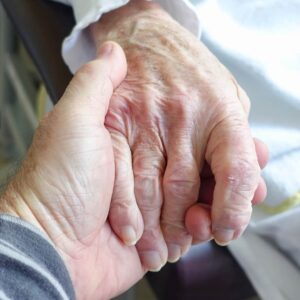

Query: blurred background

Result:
[0,4,53,188]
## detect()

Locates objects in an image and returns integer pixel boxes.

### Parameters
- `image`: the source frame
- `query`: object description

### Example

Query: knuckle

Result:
[138,203,161,215]
[217,203,252,230]
[164,178,199,200]
[223,115,249,133]
[207,117,249,156]
[218,159,260,193]
[164,163,199,199]
[162,202,186,223]
[134,174,163,211]
[143,227,163,241]
[162,222,191,244]
[111,197,133,212]
[162,219,185,231]
[133,152,165,177]
[132,127,166,155]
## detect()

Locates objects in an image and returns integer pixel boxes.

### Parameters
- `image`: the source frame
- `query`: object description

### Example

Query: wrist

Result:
[90,0,172,51]
[0,177,49,237]
[0,180,85,298]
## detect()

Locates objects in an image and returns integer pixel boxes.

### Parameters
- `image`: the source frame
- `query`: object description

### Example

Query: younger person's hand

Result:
[0,42,145,300]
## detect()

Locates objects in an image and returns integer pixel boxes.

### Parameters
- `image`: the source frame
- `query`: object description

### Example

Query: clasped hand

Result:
[91,0,268,271]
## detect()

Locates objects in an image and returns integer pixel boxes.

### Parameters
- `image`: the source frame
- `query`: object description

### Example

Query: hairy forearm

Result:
[0,174,44,233]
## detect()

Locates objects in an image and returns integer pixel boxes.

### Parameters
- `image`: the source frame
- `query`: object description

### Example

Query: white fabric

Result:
[51,0,201,73]
[50,0,300,298]
[192,1,300,299]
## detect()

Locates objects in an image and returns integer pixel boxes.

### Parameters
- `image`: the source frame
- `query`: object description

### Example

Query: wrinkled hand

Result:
[0,43,144,300]
[91,0,268,271]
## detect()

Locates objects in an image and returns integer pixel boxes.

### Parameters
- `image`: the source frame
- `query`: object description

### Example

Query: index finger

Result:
[206,116,261,246]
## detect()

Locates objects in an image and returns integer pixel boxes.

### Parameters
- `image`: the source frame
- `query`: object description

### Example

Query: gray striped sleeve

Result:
[0,215,75,300]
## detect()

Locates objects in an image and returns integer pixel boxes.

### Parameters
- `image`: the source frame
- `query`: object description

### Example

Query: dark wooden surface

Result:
[147,241,256,300]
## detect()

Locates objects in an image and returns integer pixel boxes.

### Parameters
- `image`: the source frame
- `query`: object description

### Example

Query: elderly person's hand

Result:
[0,42,145,300]
[90,0,268,270]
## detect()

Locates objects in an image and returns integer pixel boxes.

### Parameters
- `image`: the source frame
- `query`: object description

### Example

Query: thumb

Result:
[58,41,127,122]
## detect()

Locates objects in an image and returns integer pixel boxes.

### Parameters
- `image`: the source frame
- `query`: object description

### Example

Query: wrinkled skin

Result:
[91,0,268,271]
[0,43,145,300]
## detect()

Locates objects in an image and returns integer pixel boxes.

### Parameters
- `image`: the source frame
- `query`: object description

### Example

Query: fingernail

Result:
[98,42,113,57]
[120,226,137,246]
[141,251,163,272]
[193,237,213,245]
[213,229,235,246]
[167,244,181,263]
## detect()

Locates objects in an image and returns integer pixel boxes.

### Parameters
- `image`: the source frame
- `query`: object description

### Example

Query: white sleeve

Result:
[50,0,201,73]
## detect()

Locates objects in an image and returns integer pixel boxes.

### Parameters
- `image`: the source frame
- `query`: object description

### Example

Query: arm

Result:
[48,0,200,73]
[0,215,75,300]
